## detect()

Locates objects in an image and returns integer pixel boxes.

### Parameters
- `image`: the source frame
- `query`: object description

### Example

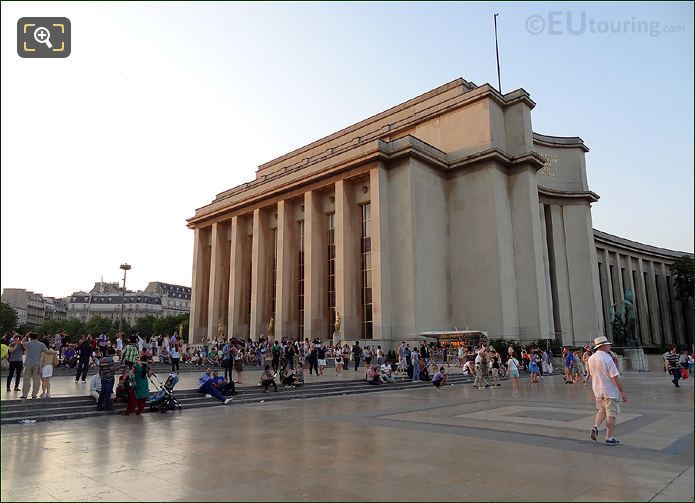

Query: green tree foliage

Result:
[0,302,18,334]
[84,316,114,336]
[135,316,157,339]
[670,255,694,304]
[152,313,189,337]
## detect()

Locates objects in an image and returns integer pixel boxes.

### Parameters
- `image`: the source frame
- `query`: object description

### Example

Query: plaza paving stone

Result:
[0,372,692,502]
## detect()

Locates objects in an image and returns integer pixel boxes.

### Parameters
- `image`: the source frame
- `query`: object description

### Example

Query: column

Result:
[188,227,211,344]
[602,249,614,339]
[335,180,358,340]
[637,258,654,345]
[509,165,551,340]
[656,262,674,344]
[666,264,685,345]
[539,203,556,338]
[304,191,325,340]
[207,222,231,342]
[563,203,603,346]
[646,260,663,345]
[227,216,245,338]
[370,165,392,343]
[615,253,625,305]
[275,200,295,339]
[548,204,574,345]
[250,208,269,341]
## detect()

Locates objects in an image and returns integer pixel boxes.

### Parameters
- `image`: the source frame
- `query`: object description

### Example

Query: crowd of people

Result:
[2,330,693,411]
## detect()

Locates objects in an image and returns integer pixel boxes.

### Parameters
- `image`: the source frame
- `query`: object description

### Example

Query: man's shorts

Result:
[595,396,620,417]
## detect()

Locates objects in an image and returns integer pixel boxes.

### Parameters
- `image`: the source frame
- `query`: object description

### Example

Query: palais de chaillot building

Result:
[187,78,691,350]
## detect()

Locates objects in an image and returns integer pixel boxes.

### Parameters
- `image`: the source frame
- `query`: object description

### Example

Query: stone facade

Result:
[188,78,692,349]
[594,230,691,348]
[1,288,68,327]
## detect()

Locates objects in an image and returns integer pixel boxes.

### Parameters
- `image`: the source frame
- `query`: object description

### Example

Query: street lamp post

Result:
[118,263,131,335]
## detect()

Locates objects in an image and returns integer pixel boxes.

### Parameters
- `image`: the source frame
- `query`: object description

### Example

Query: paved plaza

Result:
[1,372,692,502]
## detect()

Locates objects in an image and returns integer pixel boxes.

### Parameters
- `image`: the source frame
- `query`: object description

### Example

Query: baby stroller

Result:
[148,373,183,413]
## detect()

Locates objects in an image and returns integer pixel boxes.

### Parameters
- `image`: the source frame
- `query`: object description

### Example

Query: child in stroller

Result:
[148,373,183,413]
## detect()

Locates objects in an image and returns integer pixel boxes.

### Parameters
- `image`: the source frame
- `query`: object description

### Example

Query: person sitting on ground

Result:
[418,359,431,381]
[115,368,130,403]
[260,364,278,392]
[380,363,396,383]
[89,372,101,400]
[462,359,475,376]
[293,364,304,387]
[432,366,448,390]
[210,371,236,395]
[198,368,233,404]
[280,365,294,387]
[366,365,383,385]
[279,365,304,387]
[208,348,220,366]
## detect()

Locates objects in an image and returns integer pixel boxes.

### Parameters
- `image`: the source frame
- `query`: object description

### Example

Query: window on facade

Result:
[327,213,336,338]
[360,203,373,339]
[298,220,305,339]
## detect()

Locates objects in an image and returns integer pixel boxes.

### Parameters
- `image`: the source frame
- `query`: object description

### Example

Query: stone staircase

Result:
[1,374,478,425]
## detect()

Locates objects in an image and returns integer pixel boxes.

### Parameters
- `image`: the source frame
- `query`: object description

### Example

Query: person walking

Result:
[665,346,683,388]
[271,341,282,373]
[21,332,57,399]
[352,341,362,371]
[74,336,94,383]
[411,347,421,382]
[124,355,151,416]
[39,349,58,398]
[317,344,328,375]
[170,337,181,372]
[122,336,139,369]
[490,351,501,387]
[507,352,521,395]
[233,345,244,384]
[97,332,107,358]
[97,348,119,411]
[562,347,575,384]
[334,350,343,376]
[6,335,24,391]
[587,336,627,446]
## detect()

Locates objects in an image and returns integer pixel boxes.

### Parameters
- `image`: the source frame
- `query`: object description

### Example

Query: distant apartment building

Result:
[1,288,68,327]
[143,282,192,316]
[66,280,190,324]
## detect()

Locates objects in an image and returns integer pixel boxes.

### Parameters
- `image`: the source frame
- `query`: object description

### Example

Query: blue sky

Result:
[1,1,693,297]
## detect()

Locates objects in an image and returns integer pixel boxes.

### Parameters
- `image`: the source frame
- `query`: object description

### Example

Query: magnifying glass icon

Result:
[33,26,53,49]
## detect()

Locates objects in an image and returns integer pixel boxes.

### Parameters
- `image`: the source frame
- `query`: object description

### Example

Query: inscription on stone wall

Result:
[537,152,558,177]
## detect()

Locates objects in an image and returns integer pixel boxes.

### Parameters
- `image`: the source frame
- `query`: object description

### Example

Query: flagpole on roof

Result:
[494,13,502,93]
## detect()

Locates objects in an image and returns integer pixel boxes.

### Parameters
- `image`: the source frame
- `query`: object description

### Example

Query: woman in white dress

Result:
[39,350,57,398]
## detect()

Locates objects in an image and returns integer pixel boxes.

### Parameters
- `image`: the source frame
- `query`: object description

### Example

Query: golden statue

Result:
[178,324,183,338]
[217,322,224,337]
[268,316,274,337]
[334,311,341,334]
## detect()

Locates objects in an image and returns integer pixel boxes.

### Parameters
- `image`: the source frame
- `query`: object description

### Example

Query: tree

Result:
[0,302,18,334]
[135,316,157,339]
[85,316,114,336]
[670,255,694,304]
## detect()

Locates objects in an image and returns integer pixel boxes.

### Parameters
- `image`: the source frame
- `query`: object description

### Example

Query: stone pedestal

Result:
[623,348,648,372]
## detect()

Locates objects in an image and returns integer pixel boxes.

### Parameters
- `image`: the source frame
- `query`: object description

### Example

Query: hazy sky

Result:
[1,1,693,299]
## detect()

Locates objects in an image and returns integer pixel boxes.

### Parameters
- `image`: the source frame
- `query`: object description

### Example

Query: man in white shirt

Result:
[587,336,627,446]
